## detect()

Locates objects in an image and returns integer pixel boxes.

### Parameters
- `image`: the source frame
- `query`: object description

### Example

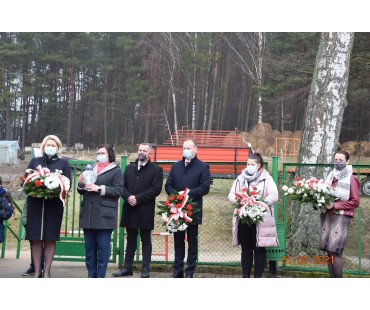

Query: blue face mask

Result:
[183,149,193,160]
[45,147,57,157]
[97,154,108,164]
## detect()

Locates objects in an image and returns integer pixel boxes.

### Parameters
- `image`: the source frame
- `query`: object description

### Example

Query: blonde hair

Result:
[40,135,63,154]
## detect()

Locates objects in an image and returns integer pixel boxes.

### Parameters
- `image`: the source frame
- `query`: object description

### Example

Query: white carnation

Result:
[162,213,169,222]
[287,188,295,194]
[44,175,60,190]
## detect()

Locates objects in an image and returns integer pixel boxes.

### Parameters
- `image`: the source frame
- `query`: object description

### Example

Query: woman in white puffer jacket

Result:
[228,153,278,278]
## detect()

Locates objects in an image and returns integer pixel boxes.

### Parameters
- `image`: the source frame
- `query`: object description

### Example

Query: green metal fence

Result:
[281,163,370,276]
[118,157,286,268]
[2,156,369,277]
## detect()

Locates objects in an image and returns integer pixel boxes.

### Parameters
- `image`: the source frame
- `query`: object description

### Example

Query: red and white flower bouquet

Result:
[282,177,335,210]
[234,187,268,226]
[22,165,70,207]
[157,188,198,233]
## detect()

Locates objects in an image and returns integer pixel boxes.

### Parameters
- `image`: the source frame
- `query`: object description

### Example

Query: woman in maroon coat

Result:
[320,150,360,278]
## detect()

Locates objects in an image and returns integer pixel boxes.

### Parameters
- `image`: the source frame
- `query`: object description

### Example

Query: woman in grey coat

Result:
[78,144,123,278]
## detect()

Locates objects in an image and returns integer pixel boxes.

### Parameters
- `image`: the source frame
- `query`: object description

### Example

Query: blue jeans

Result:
[83,229,113,278]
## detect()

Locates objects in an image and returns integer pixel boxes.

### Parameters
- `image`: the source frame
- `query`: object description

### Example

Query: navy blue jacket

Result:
[165,156,211,225]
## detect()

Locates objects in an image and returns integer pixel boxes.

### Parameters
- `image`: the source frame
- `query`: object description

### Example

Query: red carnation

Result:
[169,196,175,201]
[177,195,183,201]
[186,204,193,211]
[165,200,170,206]
[241,188,247,192]
[295,177,301,181]
[249,191,257,196]
[187,210,193,216]
[35,180,42,187]
[176,203,182,209]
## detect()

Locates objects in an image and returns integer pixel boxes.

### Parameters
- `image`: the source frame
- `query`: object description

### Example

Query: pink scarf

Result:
[97,161,110,175]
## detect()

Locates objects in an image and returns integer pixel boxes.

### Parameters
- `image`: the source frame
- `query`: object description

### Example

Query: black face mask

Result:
[334,162,347,171]
[138,152,147,161]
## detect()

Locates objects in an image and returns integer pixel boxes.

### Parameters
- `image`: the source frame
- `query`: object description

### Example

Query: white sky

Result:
[1,1,368,32]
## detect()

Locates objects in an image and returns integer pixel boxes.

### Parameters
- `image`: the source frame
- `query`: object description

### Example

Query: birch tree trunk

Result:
[257,32,264,124]
[67,66,75,147]
[202,37,212,130]
[163,33,179,142]
[288,32,354,257]
[207,43,219,131]
[224,32,265,124]
[191,33,197,130]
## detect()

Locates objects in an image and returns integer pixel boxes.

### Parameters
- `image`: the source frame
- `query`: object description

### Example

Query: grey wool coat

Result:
[78,162,123,230]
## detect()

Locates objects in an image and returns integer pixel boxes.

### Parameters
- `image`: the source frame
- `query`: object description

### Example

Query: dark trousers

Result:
[83,228,113,278]
[124,227,152,272]
[269,260,277,275]
[238,222,266,277]
[173,224,198,275]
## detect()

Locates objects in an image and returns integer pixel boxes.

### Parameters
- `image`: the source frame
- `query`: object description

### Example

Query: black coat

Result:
[25,154,72,241]
[120,159,163,230]
[165,156,211,225]
[78,163,123,230]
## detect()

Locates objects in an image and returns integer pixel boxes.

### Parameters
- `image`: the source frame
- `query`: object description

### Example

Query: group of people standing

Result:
[22,136,212,278]
[19,134,360,278]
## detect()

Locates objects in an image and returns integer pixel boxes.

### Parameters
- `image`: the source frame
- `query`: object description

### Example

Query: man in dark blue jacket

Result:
[165,139,211,278]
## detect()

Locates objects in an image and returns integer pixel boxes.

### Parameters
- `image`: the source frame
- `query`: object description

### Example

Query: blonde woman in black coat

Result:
[25,135,71,278]
[78,144,123,278]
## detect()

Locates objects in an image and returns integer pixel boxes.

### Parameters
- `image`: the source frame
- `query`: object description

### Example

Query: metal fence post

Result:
[118,155,127,267]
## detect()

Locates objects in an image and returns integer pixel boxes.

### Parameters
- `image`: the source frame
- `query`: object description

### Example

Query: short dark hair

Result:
[248,152,264,169]
[0,176,2,185]
[98,144,116,163]
[335,150,350,161]
[139,143,153,152]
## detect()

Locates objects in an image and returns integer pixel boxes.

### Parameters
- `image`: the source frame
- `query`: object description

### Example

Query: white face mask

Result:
[97,154,108,164]
[246,165,257,175]
[45,146,57,157]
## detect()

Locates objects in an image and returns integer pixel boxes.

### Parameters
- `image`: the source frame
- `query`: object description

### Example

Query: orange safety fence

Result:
[163,128,246,147]
[275,137,301,159]
[150,145,250,175]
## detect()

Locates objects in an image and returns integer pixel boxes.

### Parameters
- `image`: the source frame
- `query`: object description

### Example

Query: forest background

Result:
[1,32,370,151]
